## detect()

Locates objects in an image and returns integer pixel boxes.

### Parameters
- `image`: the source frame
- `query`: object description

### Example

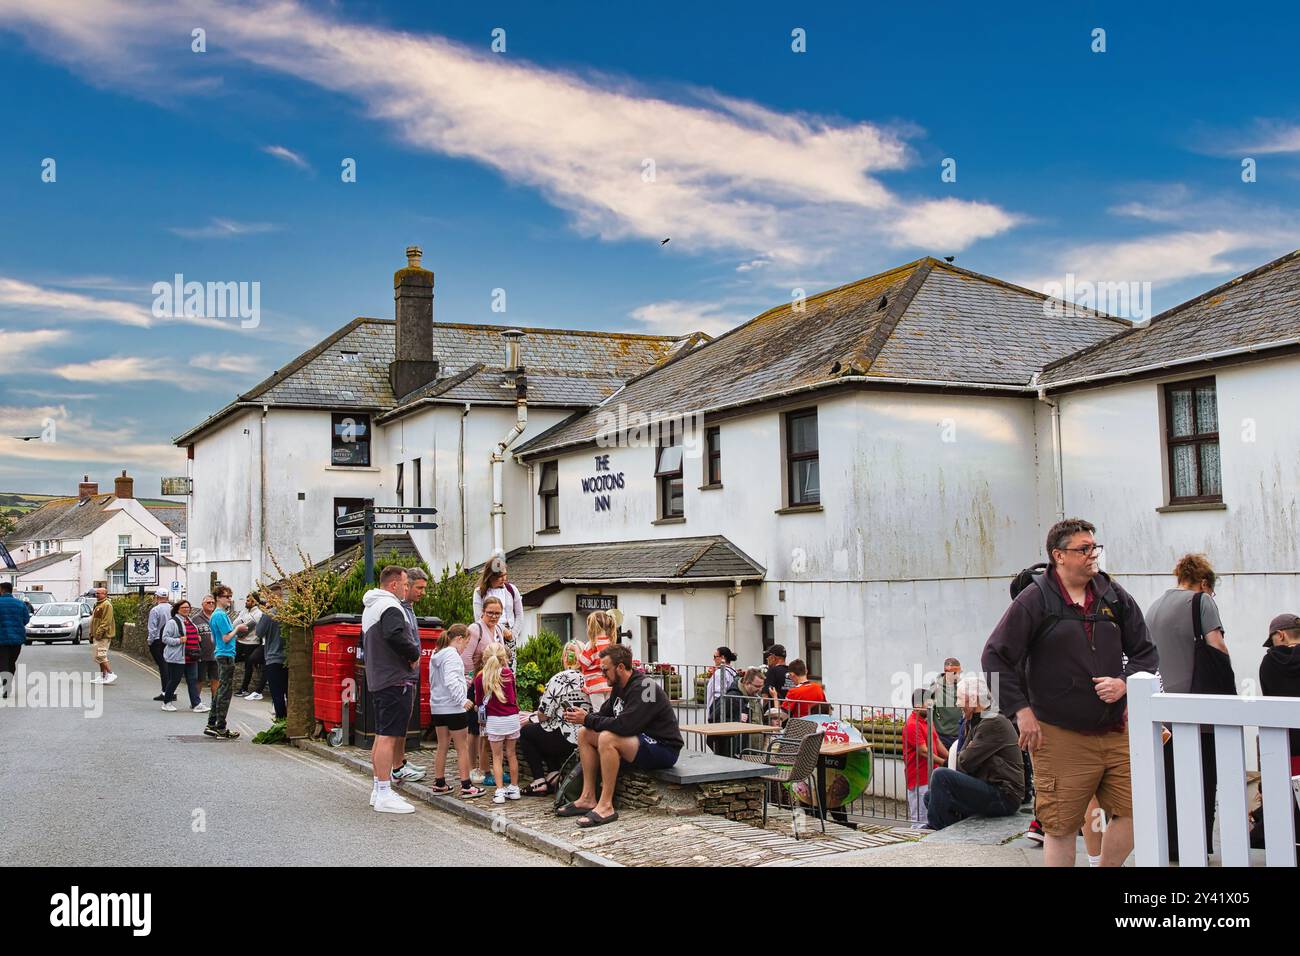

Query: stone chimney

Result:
[389,245,439,400]
[114,470,134,500]
[78,475,99,501]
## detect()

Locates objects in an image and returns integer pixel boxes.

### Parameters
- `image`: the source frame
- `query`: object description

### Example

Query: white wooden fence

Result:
[1128,671,1300,867]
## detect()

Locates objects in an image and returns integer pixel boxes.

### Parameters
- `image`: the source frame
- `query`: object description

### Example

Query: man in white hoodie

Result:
[362,566,420,814]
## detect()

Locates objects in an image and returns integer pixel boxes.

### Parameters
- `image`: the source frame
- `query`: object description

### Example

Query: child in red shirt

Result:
[781,659,827,719]
[902,689,948,828]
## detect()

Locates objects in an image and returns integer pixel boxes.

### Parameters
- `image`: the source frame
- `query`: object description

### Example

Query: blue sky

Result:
[2,0,1299,496]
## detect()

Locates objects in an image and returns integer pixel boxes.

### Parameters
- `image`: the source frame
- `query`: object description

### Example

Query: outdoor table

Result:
[815,740,872,827]
[679,722,781,737]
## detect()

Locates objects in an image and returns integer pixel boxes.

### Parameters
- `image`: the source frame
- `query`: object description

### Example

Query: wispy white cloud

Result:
[1214,120,1300,155]
[169,217,281,239]
[0,276,153,327]
[0,0,1019,268]
[262,144,310,169]
[52,355,169,383]
[0,403,184,472]
[0,327,69,352]
[629,299,751,338]
[193,353,261,375]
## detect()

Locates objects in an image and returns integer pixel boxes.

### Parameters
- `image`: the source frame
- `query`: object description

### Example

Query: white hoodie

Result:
[429,646,468,715]
[361,587,417,691]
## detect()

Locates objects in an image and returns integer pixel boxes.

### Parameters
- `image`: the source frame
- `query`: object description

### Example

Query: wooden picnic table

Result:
[679,722,782,737]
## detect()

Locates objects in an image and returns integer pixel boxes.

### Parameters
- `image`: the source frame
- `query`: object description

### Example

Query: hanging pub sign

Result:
[123,549,161,588]
[576,593,617,614]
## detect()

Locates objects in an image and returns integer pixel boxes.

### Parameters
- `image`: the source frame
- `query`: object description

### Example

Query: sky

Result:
[2,0,1300,497]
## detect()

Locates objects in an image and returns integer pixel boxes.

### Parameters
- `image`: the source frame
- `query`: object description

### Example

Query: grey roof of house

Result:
[481,535,766,601]
[517,258,1129,457]
[1039,249,1300,386]
[176,320,701,444]
[147,506,187,534]
[8,550,81,575]
[3,495,117,546]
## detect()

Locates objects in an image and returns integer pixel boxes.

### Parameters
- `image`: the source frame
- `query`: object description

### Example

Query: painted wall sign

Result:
[580,454,625,512]
[576,593,617,613]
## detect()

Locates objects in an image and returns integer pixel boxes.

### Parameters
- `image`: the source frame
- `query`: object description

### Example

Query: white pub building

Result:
[178,248,1300,705]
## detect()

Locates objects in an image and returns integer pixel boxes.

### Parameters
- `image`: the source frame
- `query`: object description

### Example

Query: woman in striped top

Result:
[576,611,617,710]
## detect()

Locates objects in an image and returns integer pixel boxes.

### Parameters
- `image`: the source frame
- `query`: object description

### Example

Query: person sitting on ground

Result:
[925,675,1025,830]
[519,641,590,795]
[903,688,949,828]
[704,646,738,721]
[711,666,766,757]
[428,624,486,798]
[558,643,684,827]
[781,658,827,720]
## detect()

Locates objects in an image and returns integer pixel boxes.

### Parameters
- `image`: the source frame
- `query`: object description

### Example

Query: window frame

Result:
[705,425,722,486]
[655,422,684,518]
[1163,377,1222,504]
[785,408,821,507]
[413,458,422,508]
[117,534,131,557]
[396,462,405,506]
[801,617,823,682]
[330,413,372,467]
[759,615,775,656]
[538,461,560,531]
[160,536,172,556]
[540,613,573,644]
[642,615,659,664]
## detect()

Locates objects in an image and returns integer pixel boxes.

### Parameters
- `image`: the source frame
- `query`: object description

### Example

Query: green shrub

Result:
[252,719,287,745]
[109,593,147,642]
[326,554,474,625]
[515,630,563,711]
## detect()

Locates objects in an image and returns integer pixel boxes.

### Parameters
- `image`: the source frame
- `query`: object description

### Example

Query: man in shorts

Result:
[390,567,427,784]
[559,643,684,828]
[89,587,117,685]
[982,517,1158,866]
[361,566,420,814]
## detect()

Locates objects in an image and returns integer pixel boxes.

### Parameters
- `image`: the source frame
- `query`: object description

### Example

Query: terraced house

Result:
[178,248,1300,705]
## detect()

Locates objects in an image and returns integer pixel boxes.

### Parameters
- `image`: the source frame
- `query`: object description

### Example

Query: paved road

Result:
[0,642,555,866]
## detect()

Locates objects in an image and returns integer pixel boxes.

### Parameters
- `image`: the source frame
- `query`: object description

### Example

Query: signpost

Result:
[333,506,438,586]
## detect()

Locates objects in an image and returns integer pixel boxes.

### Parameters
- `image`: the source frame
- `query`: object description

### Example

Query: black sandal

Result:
[556,801,594,817]
[576,809,619,828]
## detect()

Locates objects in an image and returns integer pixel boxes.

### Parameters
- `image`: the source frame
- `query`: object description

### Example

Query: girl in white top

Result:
[427,623,486,798]
[473,560,525,657]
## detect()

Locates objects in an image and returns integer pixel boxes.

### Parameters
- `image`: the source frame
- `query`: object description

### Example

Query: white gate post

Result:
[1127,672,1168,866]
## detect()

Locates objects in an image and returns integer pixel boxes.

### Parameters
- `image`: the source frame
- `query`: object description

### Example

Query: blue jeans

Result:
[166,661,202,708]
[926,767,1019,830]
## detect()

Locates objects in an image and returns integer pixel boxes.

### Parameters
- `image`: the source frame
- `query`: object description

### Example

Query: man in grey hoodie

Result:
[362,566,420,814]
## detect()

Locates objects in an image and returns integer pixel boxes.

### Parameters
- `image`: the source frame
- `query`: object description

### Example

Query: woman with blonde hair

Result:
[576,611,617,710]
[519,641,589,795]
[473,643,521,804]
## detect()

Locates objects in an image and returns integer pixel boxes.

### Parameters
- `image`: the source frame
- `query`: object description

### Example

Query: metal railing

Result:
[642,661,949,826]
[1128,672,1300,867]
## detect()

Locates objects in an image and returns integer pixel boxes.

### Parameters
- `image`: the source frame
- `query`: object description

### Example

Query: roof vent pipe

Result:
[502,328,524,372]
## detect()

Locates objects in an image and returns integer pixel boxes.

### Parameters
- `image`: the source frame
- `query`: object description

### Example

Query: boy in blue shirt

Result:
[204,586,240,739]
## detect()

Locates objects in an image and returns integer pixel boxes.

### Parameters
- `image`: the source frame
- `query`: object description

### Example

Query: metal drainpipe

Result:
[490,377,528,558]
[726,579,741,651]
[459,403,470,567]
[1036,388,1065,520]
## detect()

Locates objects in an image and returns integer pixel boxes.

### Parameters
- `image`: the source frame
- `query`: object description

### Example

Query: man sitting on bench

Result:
[558,643,684,828]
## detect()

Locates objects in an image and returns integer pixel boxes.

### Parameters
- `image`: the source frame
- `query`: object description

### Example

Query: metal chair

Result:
[740,716,816,766]
[743,730,825,834]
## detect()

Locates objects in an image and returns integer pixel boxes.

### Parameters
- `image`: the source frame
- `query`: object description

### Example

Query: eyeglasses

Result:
[1058,544,1104,556]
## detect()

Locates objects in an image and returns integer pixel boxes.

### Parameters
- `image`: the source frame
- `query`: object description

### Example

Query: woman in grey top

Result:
[1145,552,1229,856]
[161,600,204,712]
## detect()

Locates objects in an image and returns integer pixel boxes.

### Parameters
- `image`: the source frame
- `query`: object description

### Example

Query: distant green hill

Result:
[0,492,182,516]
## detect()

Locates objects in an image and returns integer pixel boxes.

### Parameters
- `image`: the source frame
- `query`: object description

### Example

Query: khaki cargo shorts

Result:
[92,637,112,664]
[1032,721,1132,837]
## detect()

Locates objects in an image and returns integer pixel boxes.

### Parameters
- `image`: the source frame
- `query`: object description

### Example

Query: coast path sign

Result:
[334,506,438,585]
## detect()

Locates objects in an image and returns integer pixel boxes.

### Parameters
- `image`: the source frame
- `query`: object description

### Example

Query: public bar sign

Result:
[576,593,617,613]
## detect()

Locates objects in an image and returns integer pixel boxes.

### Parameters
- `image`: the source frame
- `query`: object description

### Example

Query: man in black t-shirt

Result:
[762,645,792,724]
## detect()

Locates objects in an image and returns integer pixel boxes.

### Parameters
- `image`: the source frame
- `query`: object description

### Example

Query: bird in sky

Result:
[9,435,42,441]
[660,238,670,245]
[943,256,955,263]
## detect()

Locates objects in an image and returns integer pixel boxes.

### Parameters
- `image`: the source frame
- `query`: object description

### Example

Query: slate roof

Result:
[146,505,187,535]
[481,535,766,602]
[517,258,1128,457]
[7,551,80,575]
[1039,249,1300,387]
[176,320,700,444]
[3,495,117,546]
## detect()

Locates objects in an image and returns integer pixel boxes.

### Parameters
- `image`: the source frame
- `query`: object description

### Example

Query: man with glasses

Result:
[982,517,1158,866]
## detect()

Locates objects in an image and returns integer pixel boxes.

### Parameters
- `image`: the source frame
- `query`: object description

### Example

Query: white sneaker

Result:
[246,692,263,700]
[373,792,415,814]
[89,676,104,684]
[192,703,210,713]
[369,789,376,807]
[392,764,426,783]
[505,785,521,801]
[493,788,507,804]
[161,703,177,712]
[103,673,118,685]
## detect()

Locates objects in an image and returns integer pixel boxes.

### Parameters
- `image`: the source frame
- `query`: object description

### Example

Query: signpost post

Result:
[334,507,438,586]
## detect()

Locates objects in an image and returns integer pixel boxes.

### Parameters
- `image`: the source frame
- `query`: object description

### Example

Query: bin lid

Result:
[314,613,363,625]
[416,616,444,628]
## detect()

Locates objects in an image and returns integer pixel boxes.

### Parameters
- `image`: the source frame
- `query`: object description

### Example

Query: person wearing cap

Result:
[1254,613,1300,862]
[1145,553,1228,856]
[762,645,791,724]
[146,588,174,703]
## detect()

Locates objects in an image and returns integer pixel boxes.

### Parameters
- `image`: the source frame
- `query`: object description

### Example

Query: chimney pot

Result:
[406,245,423,268]
[502,329,524,372]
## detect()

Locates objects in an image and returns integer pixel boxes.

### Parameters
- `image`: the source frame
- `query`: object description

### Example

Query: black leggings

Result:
[518,722,576,781]
[264,662,288,720]
[240,645,265,693]
[0,644,20,696]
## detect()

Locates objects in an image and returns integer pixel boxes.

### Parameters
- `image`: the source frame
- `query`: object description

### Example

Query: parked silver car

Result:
[24,602,92,644]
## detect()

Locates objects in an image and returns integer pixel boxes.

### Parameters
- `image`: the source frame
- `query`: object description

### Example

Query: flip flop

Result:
[556,801,595,817]
[577,809,619,828]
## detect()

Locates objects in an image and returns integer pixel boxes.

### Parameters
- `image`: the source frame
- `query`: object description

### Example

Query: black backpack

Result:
[1010,564,1127,649]
[552,749,584,810]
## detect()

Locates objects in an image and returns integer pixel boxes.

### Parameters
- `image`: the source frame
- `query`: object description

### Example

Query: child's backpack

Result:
[553,749,585,811]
